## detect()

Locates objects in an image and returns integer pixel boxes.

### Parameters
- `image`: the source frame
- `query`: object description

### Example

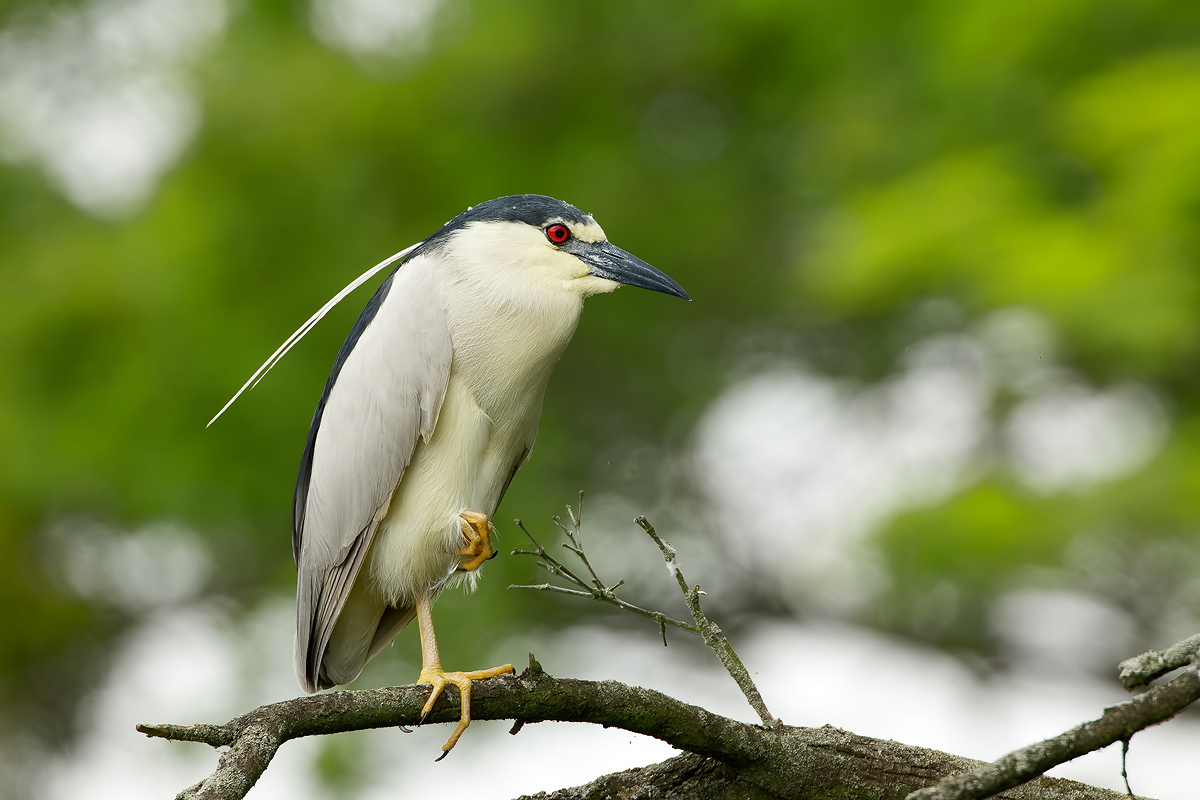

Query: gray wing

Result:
[293,255,451,693]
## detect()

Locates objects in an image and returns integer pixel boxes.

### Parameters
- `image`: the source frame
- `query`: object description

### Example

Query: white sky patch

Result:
[691,308,1172,612]
[310,0,443,60]
[692,335,992,613]
[975,305,1059,392]
[989,588,1137,673]
[0,0,225,218]
[1005,379,1167,494]
[35,597,327,800]
[38,604,243,800]
[979,307,1168,494]
[41,518,213,613]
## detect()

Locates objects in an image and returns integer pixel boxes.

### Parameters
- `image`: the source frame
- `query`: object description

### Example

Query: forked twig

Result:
[509,494,779,728]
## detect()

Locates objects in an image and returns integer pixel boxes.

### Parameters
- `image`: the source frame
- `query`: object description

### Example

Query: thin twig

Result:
[513,519,592,590]
[558,492,608,591]
[634,516,779,728]
[1120,738,1133,797]
[508,498,778,728]
[510,581,701,635]
[511,503,702,637]
[506,520,700,638]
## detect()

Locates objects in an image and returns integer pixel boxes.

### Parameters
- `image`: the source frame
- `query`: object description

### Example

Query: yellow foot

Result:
[456,510,497,572]
[418,664,515,757]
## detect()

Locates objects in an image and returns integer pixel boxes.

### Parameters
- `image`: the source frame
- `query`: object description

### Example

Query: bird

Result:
[210,195,689,755]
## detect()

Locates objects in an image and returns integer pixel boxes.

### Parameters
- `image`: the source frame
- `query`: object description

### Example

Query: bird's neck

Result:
[438,268,584,416]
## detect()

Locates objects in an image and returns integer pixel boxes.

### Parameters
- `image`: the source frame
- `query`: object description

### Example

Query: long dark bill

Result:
[575,241,690,300]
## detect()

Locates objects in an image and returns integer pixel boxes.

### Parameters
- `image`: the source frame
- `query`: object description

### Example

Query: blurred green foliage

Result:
[3,0,1200,759]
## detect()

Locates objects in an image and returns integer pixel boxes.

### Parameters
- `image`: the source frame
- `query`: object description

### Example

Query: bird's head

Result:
[429,195,690,301]
[205,195,689,427]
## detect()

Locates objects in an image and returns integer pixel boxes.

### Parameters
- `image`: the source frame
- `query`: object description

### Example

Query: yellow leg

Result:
[456,509,497,572]
[415,585,513,757]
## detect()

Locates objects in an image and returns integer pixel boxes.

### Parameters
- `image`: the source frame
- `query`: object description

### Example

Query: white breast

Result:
[365,236,587,606]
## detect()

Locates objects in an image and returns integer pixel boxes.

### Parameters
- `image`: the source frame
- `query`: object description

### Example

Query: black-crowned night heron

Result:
[212,195,689,755]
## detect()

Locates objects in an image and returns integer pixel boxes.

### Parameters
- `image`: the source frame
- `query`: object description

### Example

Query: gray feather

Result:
[293,256,452,693]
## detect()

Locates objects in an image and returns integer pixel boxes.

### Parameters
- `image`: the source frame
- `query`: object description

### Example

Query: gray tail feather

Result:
[294,529,375,693]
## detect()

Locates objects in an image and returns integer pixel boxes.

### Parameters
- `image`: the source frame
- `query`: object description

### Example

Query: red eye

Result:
[545,224,571,244]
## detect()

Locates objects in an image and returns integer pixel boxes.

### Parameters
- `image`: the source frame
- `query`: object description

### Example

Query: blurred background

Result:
[3,0,1200,797]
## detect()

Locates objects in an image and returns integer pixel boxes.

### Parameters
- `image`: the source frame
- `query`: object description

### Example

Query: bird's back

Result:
[294,254,452,691]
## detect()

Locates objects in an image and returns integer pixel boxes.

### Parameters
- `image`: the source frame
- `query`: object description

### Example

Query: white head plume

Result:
[207,242,423,427]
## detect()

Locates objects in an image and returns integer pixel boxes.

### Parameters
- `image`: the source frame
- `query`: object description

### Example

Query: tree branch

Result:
[141,655,1132,800]
[906,662,1200,800]
[141,498,1200,800]
[1118,633,1200,690]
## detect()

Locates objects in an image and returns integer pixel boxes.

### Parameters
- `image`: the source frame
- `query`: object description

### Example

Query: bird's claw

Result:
[417,664,515,755]
[456,510,497,572]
